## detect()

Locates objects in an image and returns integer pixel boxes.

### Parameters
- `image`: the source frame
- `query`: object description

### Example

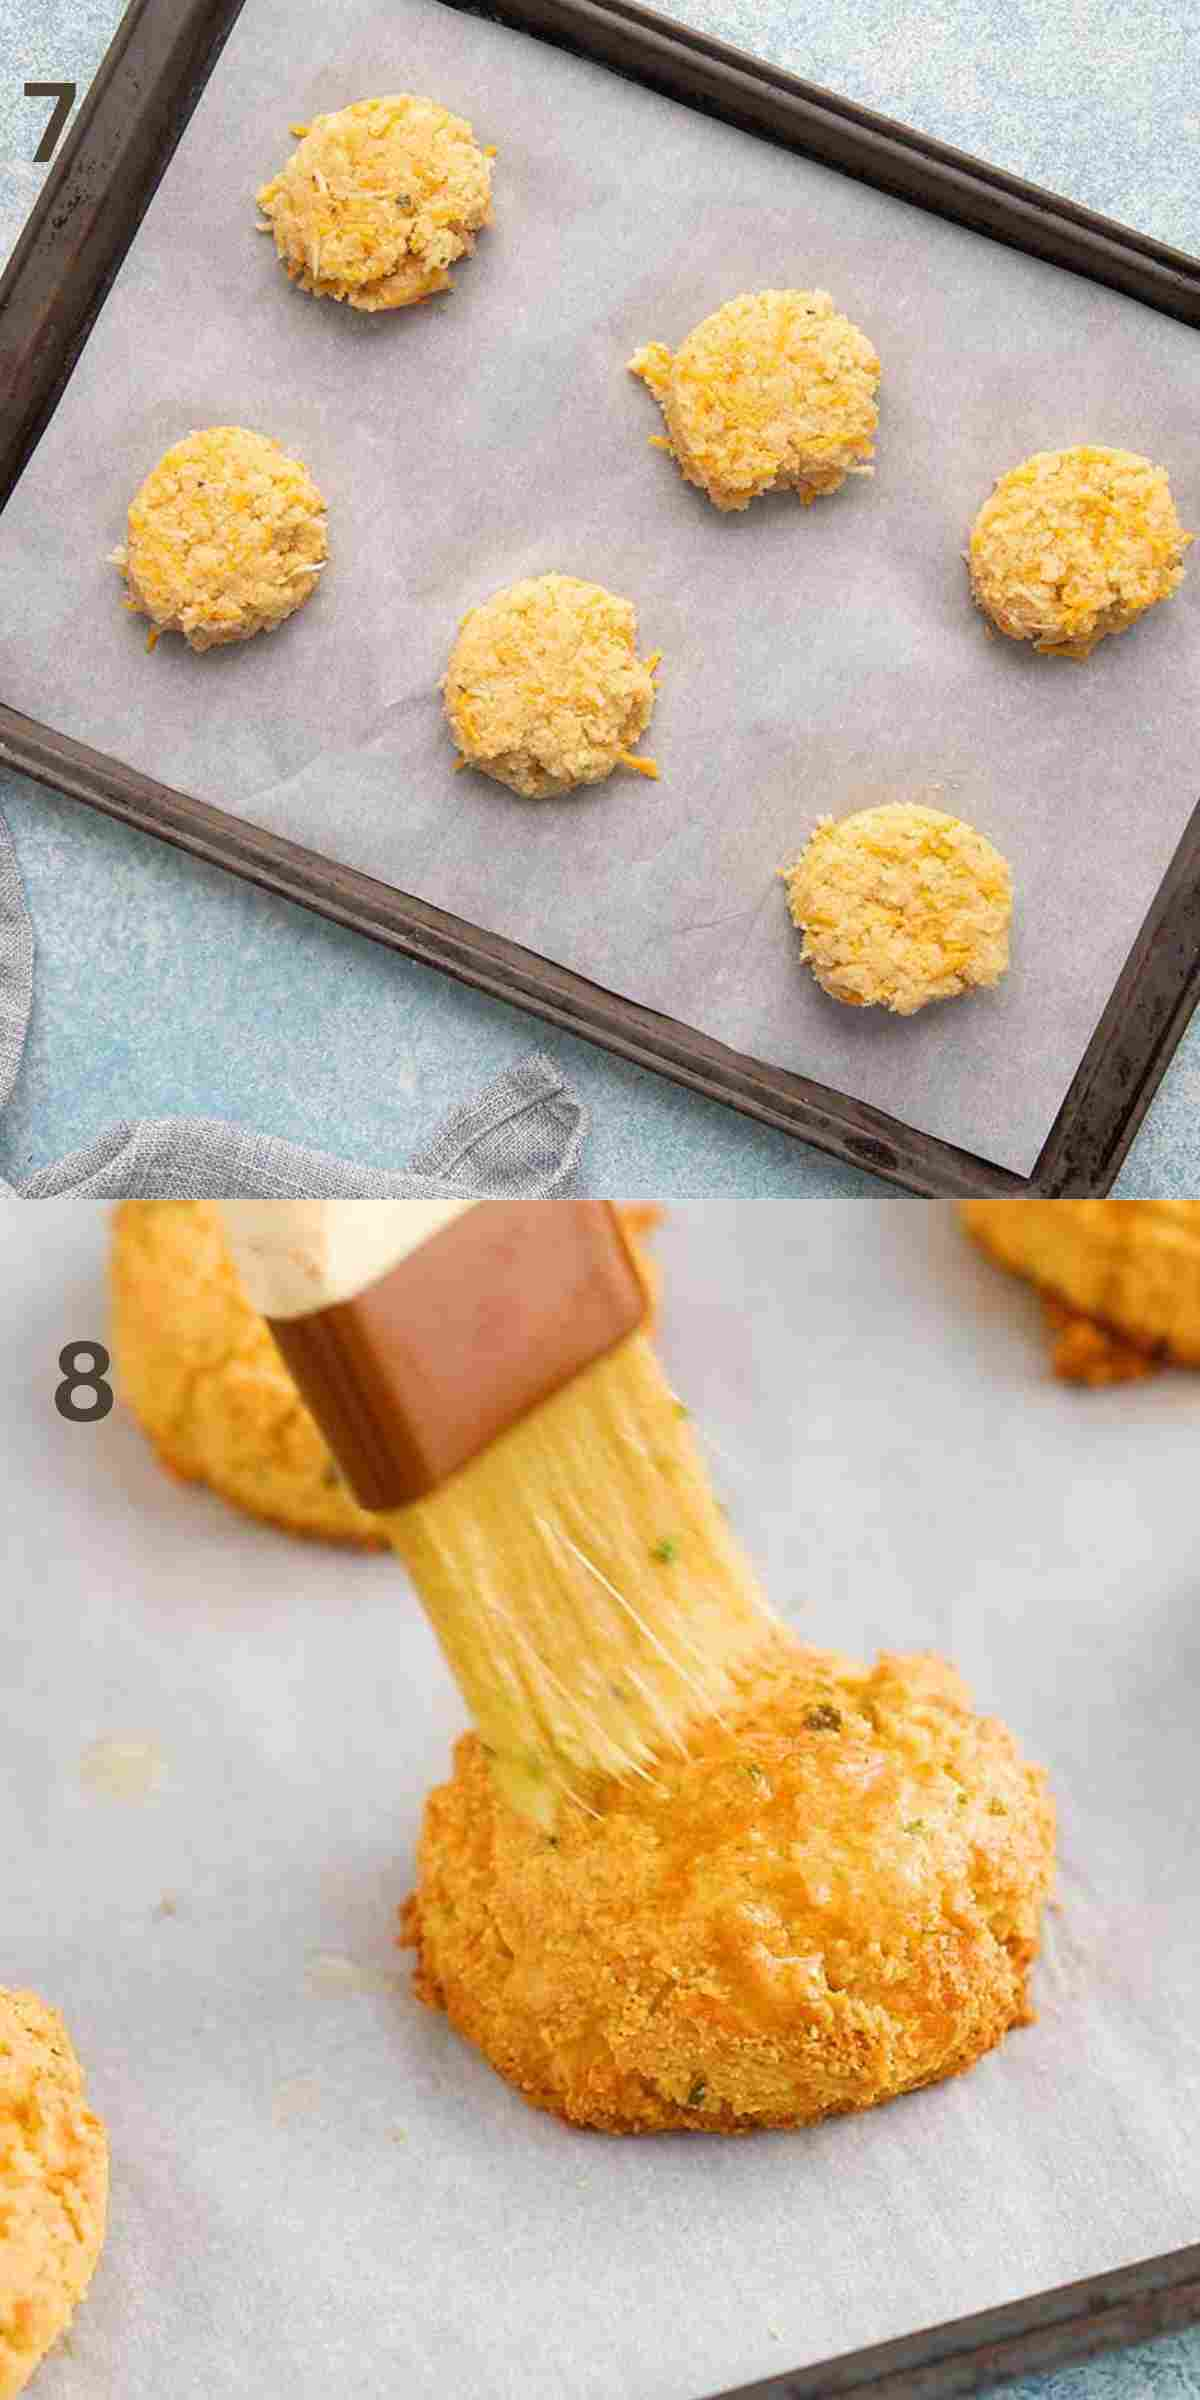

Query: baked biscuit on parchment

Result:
[401,1634,1054,2133]
[0,1989,108,2400]
[964,1200,1200,1384]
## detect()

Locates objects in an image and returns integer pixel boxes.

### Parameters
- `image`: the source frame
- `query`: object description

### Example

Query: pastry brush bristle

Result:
[382,1332,777,1826]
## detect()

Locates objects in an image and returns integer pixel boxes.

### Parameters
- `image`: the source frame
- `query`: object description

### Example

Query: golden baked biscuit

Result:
[963,1200,1200,1383]
[630,289,880,512]
[782,802,1012,1015]
[968,446,1190,659]
[114,426,327,652]
[443,575,660,796]
[400,1634,1054,2133]
[0,1989,108,2399]
[1039,1297,1157,1389]
[110,1202,662,1548]
[256,95,492,311]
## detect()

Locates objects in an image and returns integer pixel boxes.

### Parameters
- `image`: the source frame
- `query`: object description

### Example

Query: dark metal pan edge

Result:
[0,0,246,506]
[459,0,1200,324]
[0,701,1028,1197]
[544,0,1199,272]
[703,2239,1200,2400]
[1033,794,1200,1193]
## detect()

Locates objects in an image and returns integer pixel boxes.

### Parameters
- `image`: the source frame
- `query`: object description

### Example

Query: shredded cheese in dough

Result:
[256,93,492,312]
[630,289,880,513]
[783,802,1012,1016]
[118,425,327,653]
[968,445,1190,658]
[443,574,660,798]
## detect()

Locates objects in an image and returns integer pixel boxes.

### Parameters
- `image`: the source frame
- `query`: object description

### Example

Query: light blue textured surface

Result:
[2,0,1200,1193]
[1,13,1198,2388]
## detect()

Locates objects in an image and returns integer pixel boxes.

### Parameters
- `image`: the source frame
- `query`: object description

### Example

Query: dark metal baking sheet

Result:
[715,2243,1200,2398]
[0,0,1198,1196]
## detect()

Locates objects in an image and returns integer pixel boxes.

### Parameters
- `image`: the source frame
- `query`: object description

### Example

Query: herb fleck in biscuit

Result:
[444,574,660,797]
[114,426,327,652]
[110,1202,661,1548]
[963,1200,1200,1384]
[0,1989,108,2400]
[630,289,880,513]
[256,95,492,311]
[401,1635,1054,2133]
[783,801,1012,1015]
[968,446,1190,659]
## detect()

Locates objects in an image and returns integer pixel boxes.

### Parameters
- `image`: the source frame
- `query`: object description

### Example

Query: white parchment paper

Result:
[2,2,1200,1170]
[3,1200,1198,2398]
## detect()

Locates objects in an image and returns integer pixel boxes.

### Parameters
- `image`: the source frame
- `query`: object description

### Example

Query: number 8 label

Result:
[55,1342,114,1423]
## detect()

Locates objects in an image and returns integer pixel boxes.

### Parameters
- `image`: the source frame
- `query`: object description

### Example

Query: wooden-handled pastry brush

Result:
[218,1200,776,1824]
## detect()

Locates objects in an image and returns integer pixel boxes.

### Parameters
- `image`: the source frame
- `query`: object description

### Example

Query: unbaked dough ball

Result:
[401,1634,1055,2133]
[782,801,1012,1015]
[629,288,880,512]
[256,95,492,311]
[443,574,660,797]
[110,1201,662,1548]
[968,445,1190,659]
[0,1988,108,2399]
[114,426,327,652]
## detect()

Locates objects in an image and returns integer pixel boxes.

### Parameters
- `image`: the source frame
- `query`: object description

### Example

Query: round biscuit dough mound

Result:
[443,574,660,797]
[629,288,880,513]
[109,1201,662,1550]
[783,801,1012,1016]
[115,426,327,652]
[968,445,1190,659]
[400,1635,1055,2133]
[256,95,492,311]
[0,1989,109,2399]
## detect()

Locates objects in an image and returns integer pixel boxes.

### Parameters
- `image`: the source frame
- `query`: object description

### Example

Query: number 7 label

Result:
[25,81,77,164]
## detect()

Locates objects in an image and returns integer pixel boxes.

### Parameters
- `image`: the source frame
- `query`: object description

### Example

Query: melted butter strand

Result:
[382,1332,777,1826]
